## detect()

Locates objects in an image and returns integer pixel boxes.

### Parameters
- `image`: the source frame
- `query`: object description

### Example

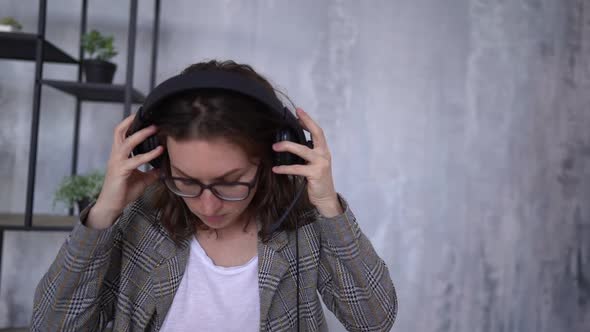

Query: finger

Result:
[120,125,158,157]
[273,141,317,162]
[272,164,314,177]
[123,145,164,170]
[297,118,310,132]
[296,108,328,150]
[114,113,137,143]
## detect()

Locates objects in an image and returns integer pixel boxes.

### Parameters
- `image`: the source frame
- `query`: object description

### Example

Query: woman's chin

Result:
[198,214,234,229]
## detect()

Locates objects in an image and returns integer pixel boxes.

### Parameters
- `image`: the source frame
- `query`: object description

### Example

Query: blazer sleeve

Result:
[31,202,123,332]
[315,195,398,332]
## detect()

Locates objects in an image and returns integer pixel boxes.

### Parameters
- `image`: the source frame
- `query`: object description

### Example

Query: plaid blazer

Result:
[32,192,397,331]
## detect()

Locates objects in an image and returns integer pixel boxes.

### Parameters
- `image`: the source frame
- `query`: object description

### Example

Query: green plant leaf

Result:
[82,29,117,61]
[53,171,105,208]
[0,17,22,30]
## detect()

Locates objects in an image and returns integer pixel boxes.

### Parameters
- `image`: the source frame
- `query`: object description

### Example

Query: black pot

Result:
[83,59,117,84]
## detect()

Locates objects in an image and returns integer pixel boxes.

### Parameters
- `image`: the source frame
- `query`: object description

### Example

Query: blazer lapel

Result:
[258,230,290,326]
[152,236,191,325]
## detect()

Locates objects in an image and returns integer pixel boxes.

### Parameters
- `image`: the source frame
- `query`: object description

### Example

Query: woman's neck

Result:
[198,215,257,241]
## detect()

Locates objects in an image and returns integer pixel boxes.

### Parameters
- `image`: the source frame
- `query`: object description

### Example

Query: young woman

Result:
[32,60,397,331]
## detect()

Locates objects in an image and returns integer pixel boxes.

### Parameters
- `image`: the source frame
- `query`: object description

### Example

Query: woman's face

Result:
[166,136,259,231]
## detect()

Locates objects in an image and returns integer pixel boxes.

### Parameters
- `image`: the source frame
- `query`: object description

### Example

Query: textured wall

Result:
[1,0,590,331]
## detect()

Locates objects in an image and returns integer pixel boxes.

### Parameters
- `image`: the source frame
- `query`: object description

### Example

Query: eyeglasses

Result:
[161,167,260,201]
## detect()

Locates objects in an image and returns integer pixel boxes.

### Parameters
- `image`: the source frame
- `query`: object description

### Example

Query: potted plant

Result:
[81,29,118,83]
[54,171,105,213]
[0,17,23,32]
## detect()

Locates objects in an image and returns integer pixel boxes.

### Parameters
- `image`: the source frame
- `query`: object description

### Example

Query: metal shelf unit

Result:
[0,0,161,328]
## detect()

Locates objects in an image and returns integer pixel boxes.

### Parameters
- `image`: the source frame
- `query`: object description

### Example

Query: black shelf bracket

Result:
[43,79,146,103]
[0,32,77,63]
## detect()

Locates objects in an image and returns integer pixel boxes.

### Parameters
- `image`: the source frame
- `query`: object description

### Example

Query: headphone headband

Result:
[128,68,308,169]
[142,70,286,117]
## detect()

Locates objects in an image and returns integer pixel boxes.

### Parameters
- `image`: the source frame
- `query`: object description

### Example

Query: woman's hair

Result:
[148,60,315,243]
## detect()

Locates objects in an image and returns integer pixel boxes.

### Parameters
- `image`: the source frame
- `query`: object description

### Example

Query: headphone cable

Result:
[268,177,306,331]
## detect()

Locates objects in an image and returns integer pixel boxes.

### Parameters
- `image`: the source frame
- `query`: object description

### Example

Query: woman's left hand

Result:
[272,108,344,218]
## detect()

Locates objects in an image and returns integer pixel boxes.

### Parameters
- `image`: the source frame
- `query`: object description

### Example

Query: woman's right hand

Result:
[86,113,164,230]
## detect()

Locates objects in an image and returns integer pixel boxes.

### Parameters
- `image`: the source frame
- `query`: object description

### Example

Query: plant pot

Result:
[76,198,92,213]
[83,59,116,84]
[0,24,21,32]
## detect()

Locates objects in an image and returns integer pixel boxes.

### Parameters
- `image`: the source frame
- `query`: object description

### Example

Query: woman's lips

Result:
[201,215,225,223]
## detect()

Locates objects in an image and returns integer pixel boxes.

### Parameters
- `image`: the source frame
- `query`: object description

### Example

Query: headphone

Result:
[126,69,307,330]
[127,69,310,169]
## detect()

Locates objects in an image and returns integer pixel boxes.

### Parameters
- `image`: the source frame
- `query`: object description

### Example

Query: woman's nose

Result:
[199,189,223,214]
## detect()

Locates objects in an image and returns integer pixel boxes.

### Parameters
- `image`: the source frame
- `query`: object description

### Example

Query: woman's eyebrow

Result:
[170,164,244,181]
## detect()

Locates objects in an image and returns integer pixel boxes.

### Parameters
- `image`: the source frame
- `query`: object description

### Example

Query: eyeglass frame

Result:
[159,166,261,201]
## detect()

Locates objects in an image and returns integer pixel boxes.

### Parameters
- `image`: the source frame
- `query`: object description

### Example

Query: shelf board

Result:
[0,32,77,64]
[0,213,77,231]
[43,79,146,103]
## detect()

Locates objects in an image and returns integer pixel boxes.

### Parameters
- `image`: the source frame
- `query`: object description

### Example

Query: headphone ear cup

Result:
[126,108,163,169]
[138,135,163,169]
[273,128,305,166]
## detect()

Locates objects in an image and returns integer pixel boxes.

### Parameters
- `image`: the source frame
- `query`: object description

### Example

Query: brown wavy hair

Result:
[148,60,315,243]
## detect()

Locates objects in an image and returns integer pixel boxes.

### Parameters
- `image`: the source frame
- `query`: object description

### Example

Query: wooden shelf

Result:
[43,79,146,103]
[0,213,77,231]
[0,32,77,64]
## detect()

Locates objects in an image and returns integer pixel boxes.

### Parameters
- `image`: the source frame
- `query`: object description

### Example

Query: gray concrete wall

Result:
[1,0,589,331]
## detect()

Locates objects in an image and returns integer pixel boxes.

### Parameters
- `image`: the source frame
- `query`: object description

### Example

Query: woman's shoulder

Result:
[288,194,356,243]
[116,185,168,239]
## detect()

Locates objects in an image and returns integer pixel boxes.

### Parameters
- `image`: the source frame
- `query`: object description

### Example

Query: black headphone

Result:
[126,69,311,169]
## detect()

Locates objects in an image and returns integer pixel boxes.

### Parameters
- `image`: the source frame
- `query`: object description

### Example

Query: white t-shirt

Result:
[159,236,260,332]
